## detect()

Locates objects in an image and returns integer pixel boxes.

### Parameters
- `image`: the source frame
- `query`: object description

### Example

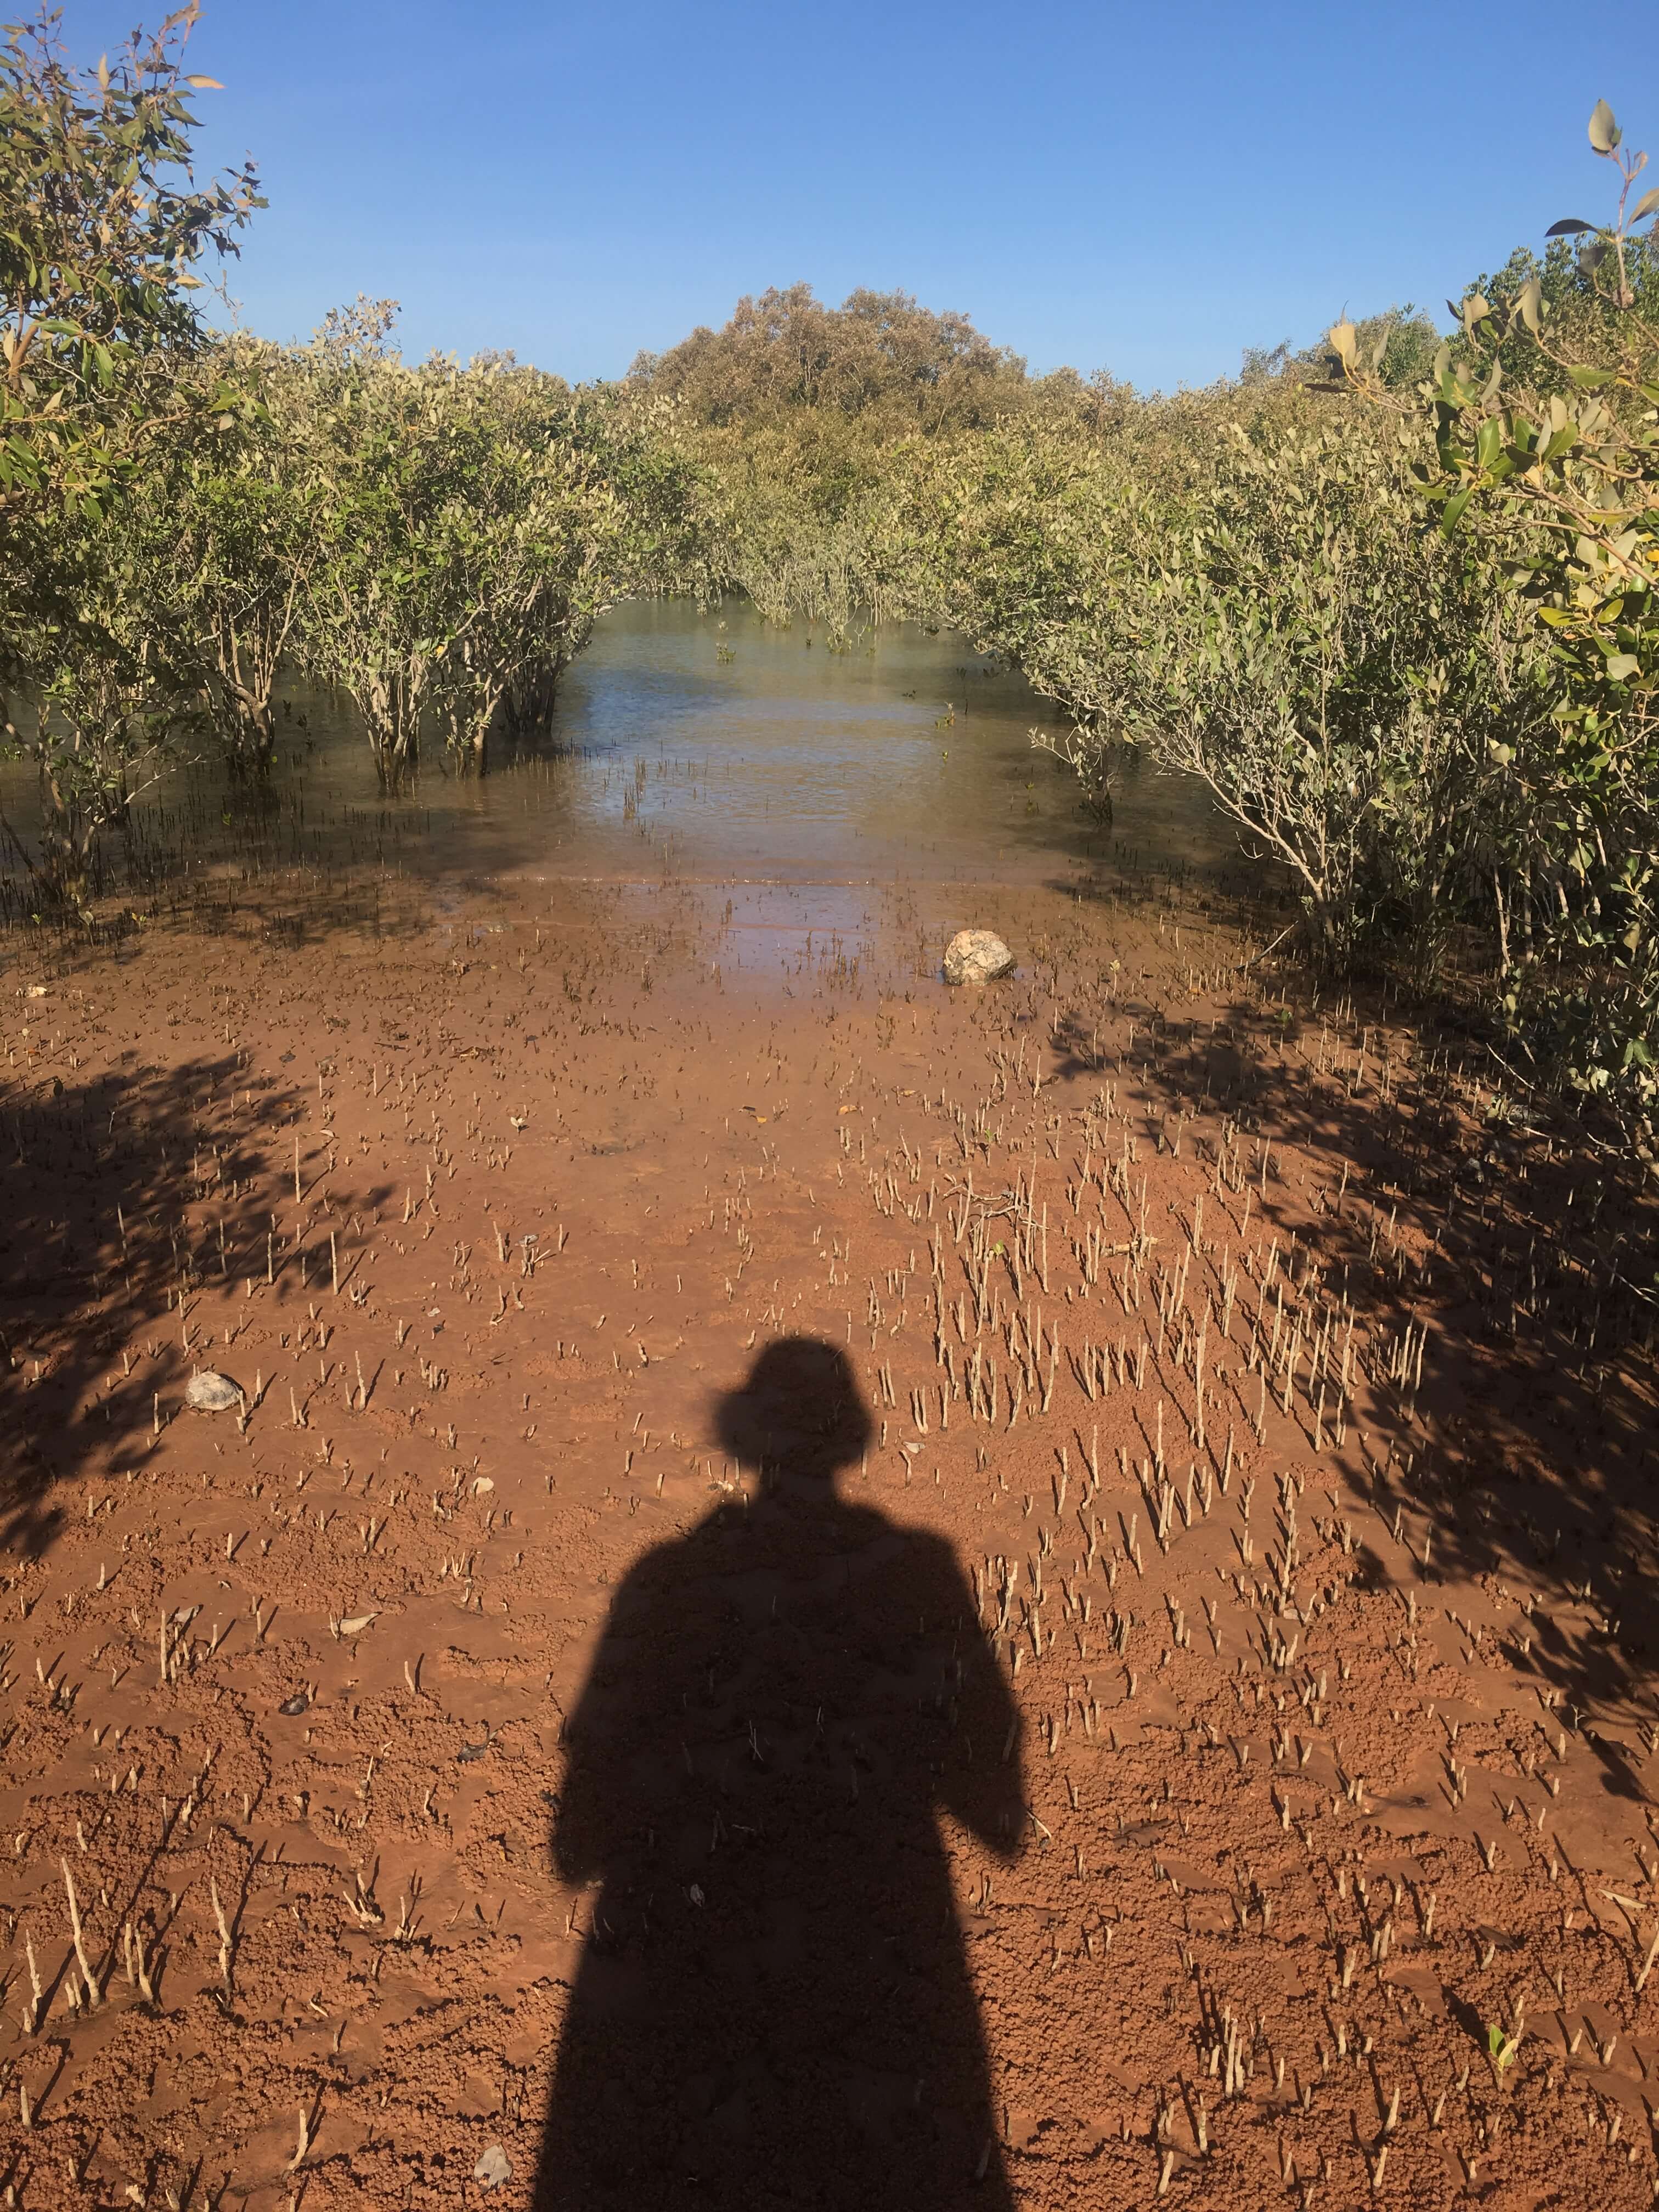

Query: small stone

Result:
[944,929,1015,985]
[184,1371,241,1413]
[473,2145,512,2191]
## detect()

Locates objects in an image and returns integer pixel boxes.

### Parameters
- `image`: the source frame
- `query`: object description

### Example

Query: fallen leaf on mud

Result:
[337,1613,377,1637]
[25,985,47,998]
[458,1737,492,1762]
[838,1104,857,1114]
[473,2145,512,2190]
[279,1692,310,1717]
[472,1476,495,1494]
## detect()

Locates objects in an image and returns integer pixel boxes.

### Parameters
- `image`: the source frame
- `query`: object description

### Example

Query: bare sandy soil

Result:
[1,867,1656,2212]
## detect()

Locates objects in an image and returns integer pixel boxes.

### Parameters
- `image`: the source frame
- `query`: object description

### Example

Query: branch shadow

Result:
[0,1051,304,1558]
[1048,969,1659,1779]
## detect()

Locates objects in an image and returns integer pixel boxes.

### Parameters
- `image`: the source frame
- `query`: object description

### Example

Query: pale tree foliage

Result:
[1339,98,1659,1156]
[0,3,259,522]
[0,4,261,907]
[1116,422,1551,967]
[298,316,701,783]
[157,336,323,771]
[644,287,1128,642]
[6,520,201,904]
[868,399,1550,965]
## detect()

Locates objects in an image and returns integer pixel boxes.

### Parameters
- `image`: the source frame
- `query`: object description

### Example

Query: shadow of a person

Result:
[533,1337,1025,2210]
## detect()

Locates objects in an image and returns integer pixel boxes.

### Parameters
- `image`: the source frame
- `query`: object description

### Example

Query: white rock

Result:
[184,1372,241,1413]
[473,2145,512,2191]
[944,929,1015,985]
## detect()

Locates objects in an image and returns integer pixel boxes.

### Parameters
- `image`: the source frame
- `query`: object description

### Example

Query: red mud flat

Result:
[0,870,1656,2212]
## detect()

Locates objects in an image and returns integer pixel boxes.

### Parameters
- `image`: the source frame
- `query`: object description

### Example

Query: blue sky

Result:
[59,0,1633,391]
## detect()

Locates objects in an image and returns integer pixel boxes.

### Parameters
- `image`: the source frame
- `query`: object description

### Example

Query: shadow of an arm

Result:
[938,1581,1027,1863]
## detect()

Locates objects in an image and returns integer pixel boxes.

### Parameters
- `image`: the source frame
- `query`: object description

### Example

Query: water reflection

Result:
[0,598,1228,897]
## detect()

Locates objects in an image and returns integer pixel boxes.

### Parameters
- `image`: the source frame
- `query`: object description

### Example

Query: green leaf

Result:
[1545,218,1596,238]
[1633,187,1659,223]
[1588,99,1621,155]
[1440,486,1474,534]
[1567,365,1617,391]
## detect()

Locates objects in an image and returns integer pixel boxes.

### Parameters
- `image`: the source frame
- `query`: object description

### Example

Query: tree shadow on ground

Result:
[534,1336,1026,2212]
[0,1051,306,1557]
[1048,970,1659,1785]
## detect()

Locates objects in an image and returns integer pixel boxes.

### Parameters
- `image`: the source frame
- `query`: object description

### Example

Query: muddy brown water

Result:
[1,596,1231,928]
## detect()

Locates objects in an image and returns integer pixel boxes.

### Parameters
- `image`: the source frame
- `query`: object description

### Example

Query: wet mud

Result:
[1,869,1656,2210]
